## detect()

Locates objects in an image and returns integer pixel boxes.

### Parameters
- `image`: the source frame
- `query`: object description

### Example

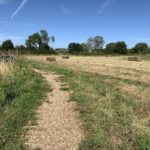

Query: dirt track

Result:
[26,69,84,150]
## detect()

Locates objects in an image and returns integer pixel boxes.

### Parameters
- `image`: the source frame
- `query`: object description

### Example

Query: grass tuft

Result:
[0,62,13,77]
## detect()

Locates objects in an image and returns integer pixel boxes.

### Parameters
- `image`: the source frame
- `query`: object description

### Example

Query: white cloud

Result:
[0,0,8,5]
[95,0,116,16]
[58,5,72,15]
[10,0,28,20]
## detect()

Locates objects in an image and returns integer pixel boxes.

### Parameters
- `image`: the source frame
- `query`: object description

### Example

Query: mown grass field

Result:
[28,55,150,150]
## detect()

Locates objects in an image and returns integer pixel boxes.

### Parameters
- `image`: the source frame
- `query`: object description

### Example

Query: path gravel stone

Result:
[26,69,84,150]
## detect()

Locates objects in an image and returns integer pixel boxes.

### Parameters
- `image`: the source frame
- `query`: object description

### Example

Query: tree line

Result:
[0,29,149,55]
[67,37,150,55]
[0,30,56,54]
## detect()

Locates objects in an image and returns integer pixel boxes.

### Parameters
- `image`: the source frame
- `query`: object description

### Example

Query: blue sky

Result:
[0,0,150,48]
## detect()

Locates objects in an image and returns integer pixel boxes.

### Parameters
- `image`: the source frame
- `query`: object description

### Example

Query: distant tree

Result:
[68,43,83,54]
[55,48,68,54]
[81,43,90,54]
[2,40,14,51]
[39,30,55,53]
[15,45,26,50]
[132,43,148,54]
[39,43,50,50]
[86,36,105,50]
[26,29,55,53]
[26,33,42,49]
[15,45,27,54]
[40,30,50,45]
[115,41,127,54]
[105,43,116,54]
[105,41,127,54]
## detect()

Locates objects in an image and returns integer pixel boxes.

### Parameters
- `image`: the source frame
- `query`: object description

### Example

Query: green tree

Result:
[105,41,127,54]
[26,33,42,49]
[39,43,50,50]
[81,43,90,54]
[86,36,105,50]
[15,45,26,50]
[55,48,68,54]
[26,29,55,53]
[115,41,127,54]
[40,30,49,45]
[132,43,148,53]
[15,45,27,54]
[105,43,116,54]
[68,43,83,54]
[2,40,14,51]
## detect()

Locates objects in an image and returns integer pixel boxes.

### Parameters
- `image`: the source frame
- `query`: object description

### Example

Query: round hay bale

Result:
[128,57,142,61]
[46,57,56,62]
[62,55,70,59]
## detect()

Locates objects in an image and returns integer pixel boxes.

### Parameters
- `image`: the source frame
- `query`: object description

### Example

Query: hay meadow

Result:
[27,55,150,150]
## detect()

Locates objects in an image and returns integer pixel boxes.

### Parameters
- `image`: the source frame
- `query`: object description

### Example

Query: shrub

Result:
[68,43,84,54]
[132,43,149,54]
[105,41,127,54]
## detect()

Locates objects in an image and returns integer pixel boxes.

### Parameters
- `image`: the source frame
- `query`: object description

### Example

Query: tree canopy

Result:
[105,43,116,54]
[132,43,149,53]
[26,33,41,49]
[105,41,127,54]
[86,36,105,50]
[2,40,14,51]
[26,29,55,50]
[115,41,127,54]
[68,43,83,54]
[0,31,150,55]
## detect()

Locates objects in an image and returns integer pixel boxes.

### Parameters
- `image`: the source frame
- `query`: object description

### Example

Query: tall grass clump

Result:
[0,61,50,149]
[0,62,13,77]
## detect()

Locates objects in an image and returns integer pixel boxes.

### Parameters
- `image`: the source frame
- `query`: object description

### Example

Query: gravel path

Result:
[26,69,84,150]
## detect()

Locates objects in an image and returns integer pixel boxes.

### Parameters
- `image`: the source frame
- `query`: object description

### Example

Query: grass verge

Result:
[0,61,50,150]
[31,61,150,150]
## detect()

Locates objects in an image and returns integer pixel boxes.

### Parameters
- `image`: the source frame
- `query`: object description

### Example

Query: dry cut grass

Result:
[27,55,150,84]
[28,55,150,149]
[27,55,150,106]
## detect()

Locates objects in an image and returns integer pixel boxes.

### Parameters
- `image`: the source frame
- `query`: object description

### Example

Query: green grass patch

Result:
[0,61,50,150]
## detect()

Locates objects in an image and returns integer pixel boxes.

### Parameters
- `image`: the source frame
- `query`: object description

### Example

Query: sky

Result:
[0,0,150,48]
